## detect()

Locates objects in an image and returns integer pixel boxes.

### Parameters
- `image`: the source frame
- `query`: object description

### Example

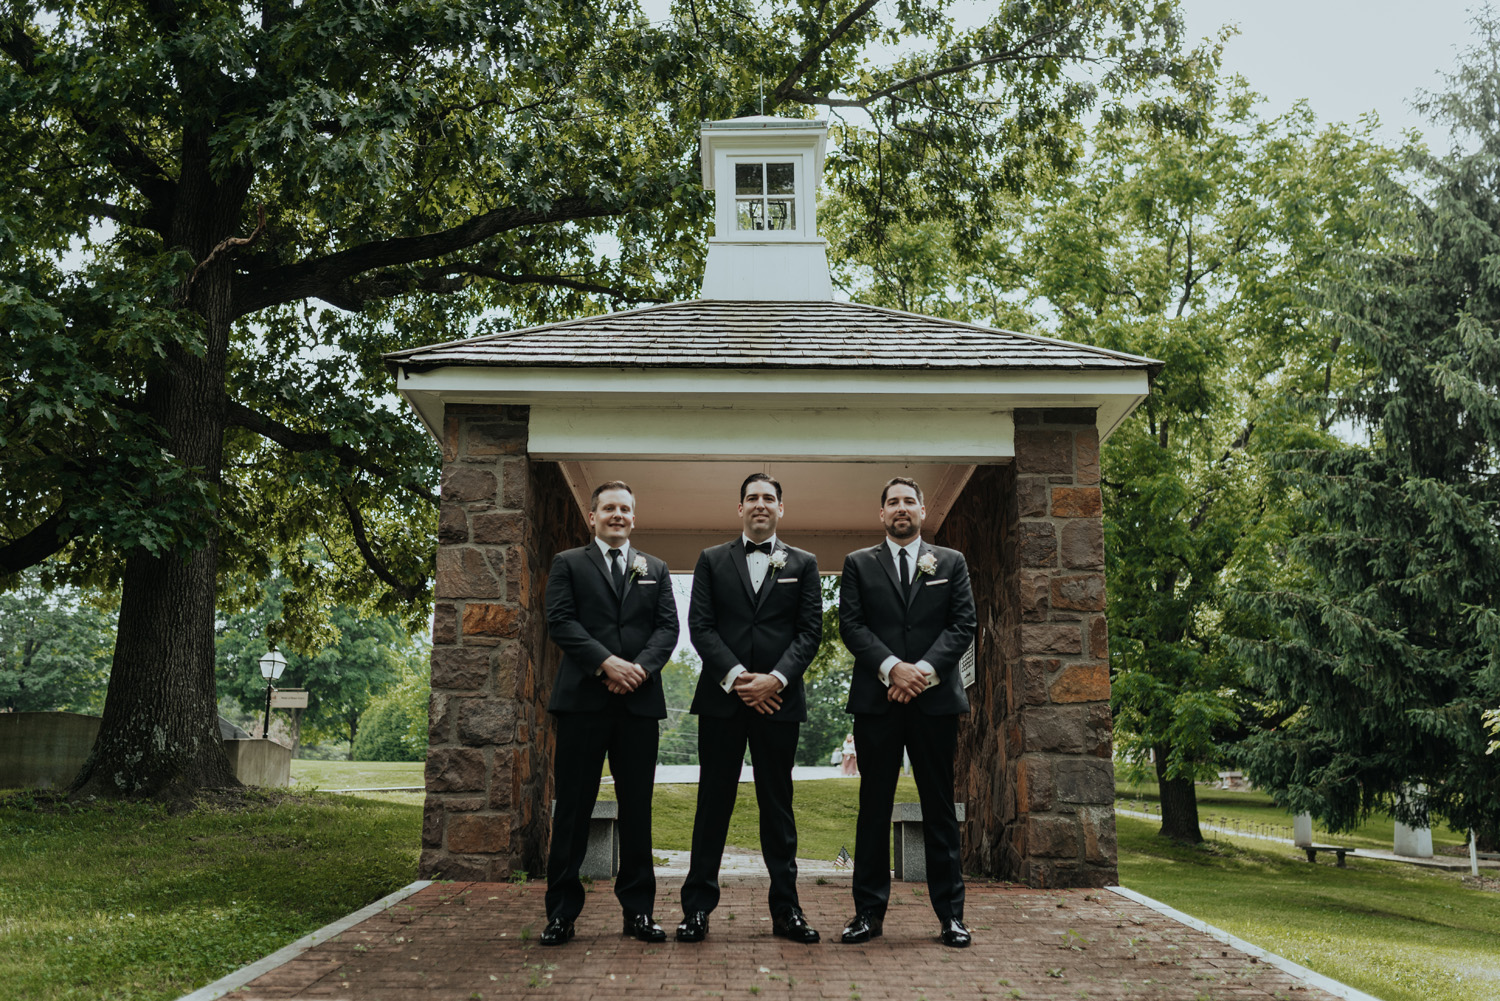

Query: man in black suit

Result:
[838,476,977,948]
[676,472,823,944]
[540,480,678,947]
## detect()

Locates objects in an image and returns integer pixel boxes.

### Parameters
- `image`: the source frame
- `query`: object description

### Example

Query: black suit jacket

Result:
[544,543,679,718]
[839,540,977,716]
[687,540,822,722]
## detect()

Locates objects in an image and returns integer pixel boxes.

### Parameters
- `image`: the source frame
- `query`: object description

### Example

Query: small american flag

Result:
[834,846,851,869]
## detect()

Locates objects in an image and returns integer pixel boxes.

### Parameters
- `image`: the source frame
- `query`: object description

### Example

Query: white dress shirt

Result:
[719,534,789,694]
[878,536,939,689]
[592,537,634,676]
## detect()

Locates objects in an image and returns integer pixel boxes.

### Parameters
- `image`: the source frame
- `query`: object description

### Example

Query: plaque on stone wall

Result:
[960,642,976,689]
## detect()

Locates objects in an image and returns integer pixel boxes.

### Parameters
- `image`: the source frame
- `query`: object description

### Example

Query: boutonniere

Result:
[768,548,788,571]
[916,552,938,578]
[630,554,649,581]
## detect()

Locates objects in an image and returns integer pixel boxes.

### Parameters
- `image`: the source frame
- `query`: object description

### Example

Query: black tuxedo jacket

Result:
[544,543,679,718]
[839,540,977,716]
[687,540,822,722]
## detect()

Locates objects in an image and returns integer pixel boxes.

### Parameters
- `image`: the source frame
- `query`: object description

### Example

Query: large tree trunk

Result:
[71,136,250,799]
[1154,746,1204,843]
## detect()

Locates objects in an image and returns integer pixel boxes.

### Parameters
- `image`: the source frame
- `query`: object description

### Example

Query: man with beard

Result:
[676,472,822,944]
[539,481,678,947]
[837,476,977,948]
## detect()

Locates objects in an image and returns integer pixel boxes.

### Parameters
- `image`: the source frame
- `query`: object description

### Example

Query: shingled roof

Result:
[384,299,1161,374]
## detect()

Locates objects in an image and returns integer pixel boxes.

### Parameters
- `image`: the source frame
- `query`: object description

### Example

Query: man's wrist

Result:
[878,655,899,687]
[720,664,747,692]
[770,670,788,691]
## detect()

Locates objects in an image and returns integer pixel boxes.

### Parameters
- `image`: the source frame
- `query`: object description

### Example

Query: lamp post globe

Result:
[258,650,287,738]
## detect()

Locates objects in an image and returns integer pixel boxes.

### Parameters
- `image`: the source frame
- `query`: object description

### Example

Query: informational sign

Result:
[960,641,976,689]
[269,689,309,709]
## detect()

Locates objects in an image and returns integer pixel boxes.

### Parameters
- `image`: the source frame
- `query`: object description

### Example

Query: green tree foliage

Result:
[1233,23,1500,841]
[351,662,430,762]
[216,577,421,755]
[0,570,114,713]
[657,650,701,766]
[1,0,1198,798]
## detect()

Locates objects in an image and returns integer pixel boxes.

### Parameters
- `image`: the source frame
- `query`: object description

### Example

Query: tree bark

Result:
[1154,746,1204,843]
[70,134,249,800]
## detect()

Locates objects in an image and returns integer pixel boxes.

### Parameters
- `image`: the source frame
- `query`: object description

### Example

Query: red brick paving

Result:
[233,877,1343,1000]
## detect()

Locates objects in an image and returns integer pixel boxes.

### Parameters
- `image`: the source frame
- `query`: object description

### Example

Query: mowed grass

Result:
[1115,780,1472,853]
[1117,815,1500,1001]
[0,789,420,1001]
[289,759,423,790]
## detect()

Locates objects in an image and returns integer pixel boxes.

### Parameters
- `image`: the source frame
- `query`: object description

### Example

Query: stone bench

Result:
[550,800,619,879]
[1302,844,1352,867]
[892,802,965,881]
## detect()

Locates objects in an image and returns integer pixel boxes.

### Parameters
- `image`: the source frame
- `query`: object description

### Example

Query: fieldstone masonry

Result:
[936,408,1118,888]
[422,404,586,882]
[424,404,1118,887]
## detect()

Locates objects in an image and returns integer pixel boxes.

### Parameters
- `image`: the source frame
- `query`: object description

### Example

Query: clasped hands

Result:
[888,661,929,703]
[732,672,783,715]
[600,655,648,695]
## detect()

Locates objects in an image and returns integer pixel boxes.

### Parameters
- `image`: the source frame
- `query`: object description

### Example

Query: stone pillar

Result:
[940,407,1118,888]
[421,404,586,881]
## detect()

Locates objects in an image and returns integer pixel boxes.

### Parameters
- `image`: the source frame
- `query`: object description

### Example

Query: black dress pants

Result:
[681,708,801,917]
[851,703,964,922]
[545,707,659,921]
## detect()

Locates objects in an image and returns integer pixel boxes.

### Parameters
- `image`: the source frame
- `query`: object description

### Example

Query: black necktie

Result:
[608,547,625,597]
[745,540,773,555]
[899,548,911,594]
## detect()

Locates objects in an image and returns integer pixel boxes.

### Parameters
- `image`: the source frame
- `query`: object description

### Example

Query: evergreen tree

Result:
[1234,20,1500,841]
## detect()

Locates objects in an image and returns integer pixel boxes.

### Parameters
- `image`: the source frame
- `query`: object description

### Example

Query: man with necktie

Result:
[838,476,977,948]
[540,481,678,946]
[676,473,823,944]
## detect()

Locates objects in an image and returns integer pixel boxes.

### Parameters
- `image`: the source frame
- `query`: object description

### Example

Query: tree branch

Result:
[225,399,437,507]
[232,197,617,316]
[769,0,880,105]
[337,493,424,603]
[0,510,71,575]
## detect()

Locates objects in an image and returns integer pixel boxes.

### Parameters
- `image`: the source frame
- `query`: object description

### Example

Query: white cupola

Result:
[698,116,833,301]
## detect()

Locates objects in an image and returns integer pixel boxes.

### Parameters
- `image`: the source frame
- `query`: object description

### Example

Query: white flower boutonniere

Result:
[916,552,938,578]
[768,549,788,572]
[630,554,649,581]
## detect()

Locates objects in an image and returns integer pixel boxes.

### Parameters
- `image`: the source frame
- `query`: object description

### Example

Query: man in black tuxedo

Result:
[676,472,823,944]
[838,476,977,948]
[540,480,678,947]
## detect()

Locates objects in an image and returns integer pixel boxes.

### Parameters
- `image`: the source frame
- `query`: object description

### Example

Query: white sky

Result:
[1177,0,1476,143]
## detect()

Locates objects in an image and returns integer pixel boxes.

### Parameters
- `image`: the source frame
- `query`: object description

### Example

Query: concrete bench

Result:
[892,802,965,881]
[1302,844,1352,867]
[550,800,619,879]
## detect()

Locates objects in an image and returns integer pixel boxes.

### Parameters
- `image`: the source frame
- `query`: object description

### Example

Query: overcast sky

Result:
[1177,0,1477,143]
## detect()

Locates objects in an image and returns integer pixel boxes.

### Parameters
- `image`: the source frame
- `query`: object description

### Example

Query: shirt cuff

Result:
[878,655,899,687]
[719,665,747,692]
[770,670,787,691]
[917,660,939,688]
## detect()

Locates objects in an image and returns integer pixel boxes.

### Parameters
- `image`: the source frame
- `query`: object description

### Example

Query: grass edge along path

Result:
[1116,815,1500,1001]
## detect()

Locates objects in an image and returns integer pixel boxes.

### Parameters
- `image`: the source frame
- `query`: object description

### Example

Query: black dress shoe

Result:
[622,913,667,942]
[838,911,883,944]
[939,918,971,948]
[772,907,820,944]
[539,917,575,946]
[676,910,709,942]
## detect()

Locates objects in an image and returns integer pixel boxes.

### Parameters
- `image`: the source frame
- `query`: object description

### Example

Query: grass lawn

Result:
[1115,780,1472,853]
[288,759,423,790]
[0,789,420,1001]
[1117,815,1500,1001]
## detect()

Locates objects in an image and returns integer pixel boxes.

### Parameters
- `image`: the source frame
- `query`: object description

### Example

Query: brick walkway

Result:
[228,874,1346,1000]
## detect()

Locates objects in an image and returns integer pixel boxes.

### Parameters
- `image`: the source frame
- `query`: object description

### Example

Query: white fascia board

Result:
[528,406,1014,462]
[393,365,1151,446]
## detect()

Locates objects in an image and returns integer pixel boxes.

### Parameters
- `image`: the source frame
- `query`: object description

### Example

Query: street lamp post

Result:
[258,650,287,739]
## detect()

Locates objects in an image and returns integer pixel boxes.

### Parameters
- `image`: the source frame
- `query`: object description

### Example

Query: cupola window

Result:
[735,161,797,231]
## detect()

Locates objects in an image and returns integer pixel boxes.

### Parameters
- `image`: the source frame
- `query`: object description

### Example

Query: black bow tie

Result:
[744,540,773,555]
